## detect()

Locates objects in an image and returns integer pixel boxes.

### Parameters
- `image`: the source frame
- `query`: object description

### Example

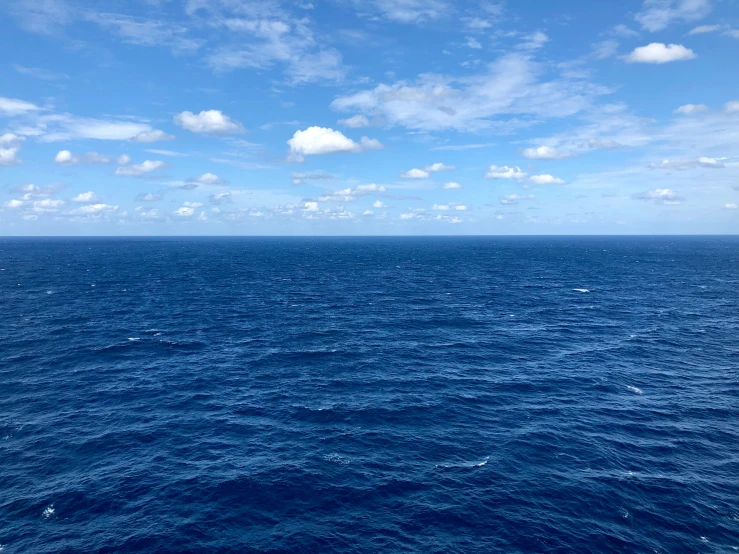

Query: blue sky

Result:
[1,0,738,235]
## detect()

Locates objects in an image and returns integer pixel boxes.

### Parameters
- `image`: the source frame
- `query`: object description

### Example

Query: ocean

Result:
[1,236,738,553]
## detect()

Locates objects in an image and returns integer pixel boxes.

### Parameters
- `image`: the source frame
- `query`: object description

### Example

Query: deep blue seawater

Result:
[1,237,738,553]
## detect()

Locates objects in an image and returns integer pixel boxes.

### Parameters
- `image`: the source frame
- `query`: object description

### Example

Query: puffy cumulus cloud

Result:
[432,204,450,210]
[304,201,319,212]
[189,172,228,185]
[174,110,244,135]
[400,168,430,179]
[443,181,462,189]
[331,54,610,132]
[136,207,161,218]
[625,43,696,63]
[0,96,41,116]
[117,154,131,165]
[32,199,65,213]
[725,101,739,113]
[648,157,725,170]
[724,203,737,209]
[69,203,118,215]
[315,183,387,202]
[54,150,111,165]
[485,165,527,179]
[632,188,685,204]
[455,205,467,211]
[674,104,708,115]
[338,115,370,128]
[4,199,26,209]
[115,160,167,177]
[521,145,574,160]
[174,206,196,217]
[54,150,78,165]
[373,200,385,208]
[425,162,455,172]
[0,147,22,166]
[72,191,99,203]
[636,0,712,32]
[287,126,383,161]
[130,129,175,143]
[529,174,566,185]
[499,194,534,205]
[0,133,25,146]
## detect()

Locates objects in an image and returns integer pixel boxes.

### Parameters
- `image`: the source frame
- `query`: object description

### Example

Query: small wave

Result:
[324,453,351,465]
[626,385,644,395]
[573,288,590,293]
[42,505,54,518]
[437,457,489,469]
[46,290,53,295]
[127,337,141,341]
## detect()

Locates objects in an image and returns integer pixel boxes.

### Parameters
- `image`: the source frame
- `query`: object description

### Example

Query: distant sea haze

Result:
[1,237,738,553]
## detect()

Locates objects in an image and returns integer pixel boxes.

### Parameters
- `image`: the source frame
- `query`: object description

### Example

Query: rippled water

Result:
[1,237,738,553]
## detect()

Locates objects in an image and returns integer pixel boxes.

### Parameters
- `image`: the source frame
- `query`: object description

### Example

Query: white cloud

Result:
[0,133,25,146]
[455,205,467,211]
[331,53,609,132]
[190,173,227,185]
[636,0,712,32]
[114,160,167,177]
[72,191,98,203]
[674,104,708,115]
[4,199,26,209]
[174,110,244,135]
[725,101,739,113]
[725,29,739,39]
[365,0,450,23]
[315,183,387,202]
[499,194,534,205]
[174,206,196,217]
[304,201,319,212]
[373,200,385,208]
[130,129,175,143]
[443,181,462,189]
[363,210,373,216]
[0,96,41,116]
[33,199,65,213]
[725,203,737,209]
[69,203,118,215]
[485,165,527,179]
[466,36,482,49]
[632,188,685,204]
[431,143,496,152]
[400,168,430,179]
[117,154,131,165]
[432,204,450,210]
[521,145,574,159]
[183,201,204,208]
[28,114,157,142]
[54,150,113,165]
[287,126,383,161]
[425,162,455,172]
[338,115,370,128]
[689,24,722,34]
[0,147,22,166]
[625,43,696,63]
[529,174,566,185]
[649,157,725,170]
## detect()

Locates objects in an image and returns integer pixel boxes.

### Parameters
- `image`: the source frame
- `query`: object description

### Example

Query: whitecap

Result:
[128,338,141,341]
[573,288,590,293]
[626,385,644,395]
[46,291,53,295]
[42,505,54,518]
